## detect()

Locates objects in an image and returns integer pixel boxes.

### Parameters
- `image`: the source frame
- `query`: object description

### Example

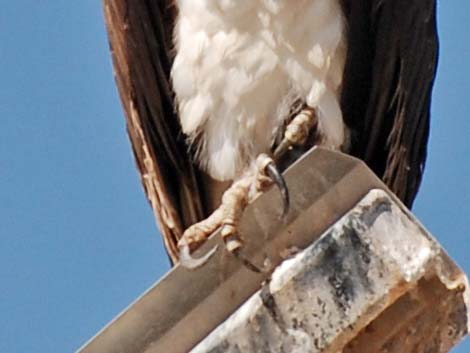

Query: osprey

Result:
[103,0,438,267]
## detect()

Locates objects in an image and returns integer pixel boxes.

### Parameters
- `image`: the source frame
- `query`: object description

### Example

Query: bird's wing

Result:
[341,0,439,207]
[103,0,206,263]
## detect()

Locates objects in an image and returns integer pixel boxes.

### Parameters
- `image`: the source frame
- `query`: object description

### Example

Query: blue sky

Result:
[0,2,468,353]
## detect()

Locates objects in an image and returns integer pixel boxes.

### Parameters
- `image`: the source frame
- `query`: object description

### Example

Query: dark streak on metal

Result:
[260,281,286,334]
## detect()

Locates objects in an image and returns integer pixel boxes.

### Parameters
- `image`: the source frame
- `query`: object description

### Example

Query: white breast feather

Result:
[172,0,346,181]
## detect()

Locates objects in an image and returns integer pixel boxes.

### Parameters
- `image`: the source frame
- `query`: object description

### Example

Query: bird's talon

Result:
[179,243,219,270]
[265,162,290,218]
[274,108,318,160]
[223,232,243,253]
[221,222,237,237]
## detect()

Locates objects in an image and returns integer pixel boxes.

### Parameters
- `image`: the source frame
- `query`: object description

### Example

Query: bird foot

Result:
[178,109,318,271]
[178,154,286,272]
[274,107,318,160]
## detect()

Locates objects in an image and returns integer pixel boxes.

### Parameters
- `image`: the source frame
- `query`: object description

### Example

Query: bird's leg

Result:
[178,154,286,271]
[274,107,318,160]
[179,108,318,270]
[221,154,285,273]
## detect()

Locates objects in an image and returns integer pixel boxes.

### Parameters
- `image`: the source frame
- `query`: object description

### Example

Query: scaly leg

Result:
[274,107,319,160]
[178,108,318,270]
[178,154,285,271]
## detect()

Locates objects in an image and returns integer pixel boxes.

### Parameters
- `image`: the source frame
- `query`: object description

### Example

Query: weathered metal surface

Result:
[191,190,470,353]
[76,148,388,353]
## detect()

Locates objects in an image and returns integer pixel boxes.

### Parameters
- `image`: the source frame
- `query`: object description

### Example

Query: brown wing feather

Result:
[341,0,439,207]
[104,0,438,264]
[103,0,205,263]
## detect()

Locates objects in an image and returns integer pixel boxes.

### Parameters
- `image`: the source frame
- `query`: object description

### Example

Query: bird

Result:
[103,0,439,268]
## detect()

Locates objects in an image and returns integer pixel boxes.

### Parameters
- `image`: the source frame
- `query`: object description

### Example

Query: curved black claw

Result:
[265,162,290,218]
[273,138,291,161]
[179,243,219,270]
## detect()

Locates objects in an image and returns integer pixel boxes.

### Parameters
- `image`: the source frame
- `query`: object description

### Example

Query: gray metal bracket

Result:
[77,147,449,353]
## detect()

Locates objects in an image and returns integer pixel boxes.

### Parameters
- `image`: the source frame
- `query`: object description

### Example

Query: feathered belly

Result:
[172,0,346,181]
